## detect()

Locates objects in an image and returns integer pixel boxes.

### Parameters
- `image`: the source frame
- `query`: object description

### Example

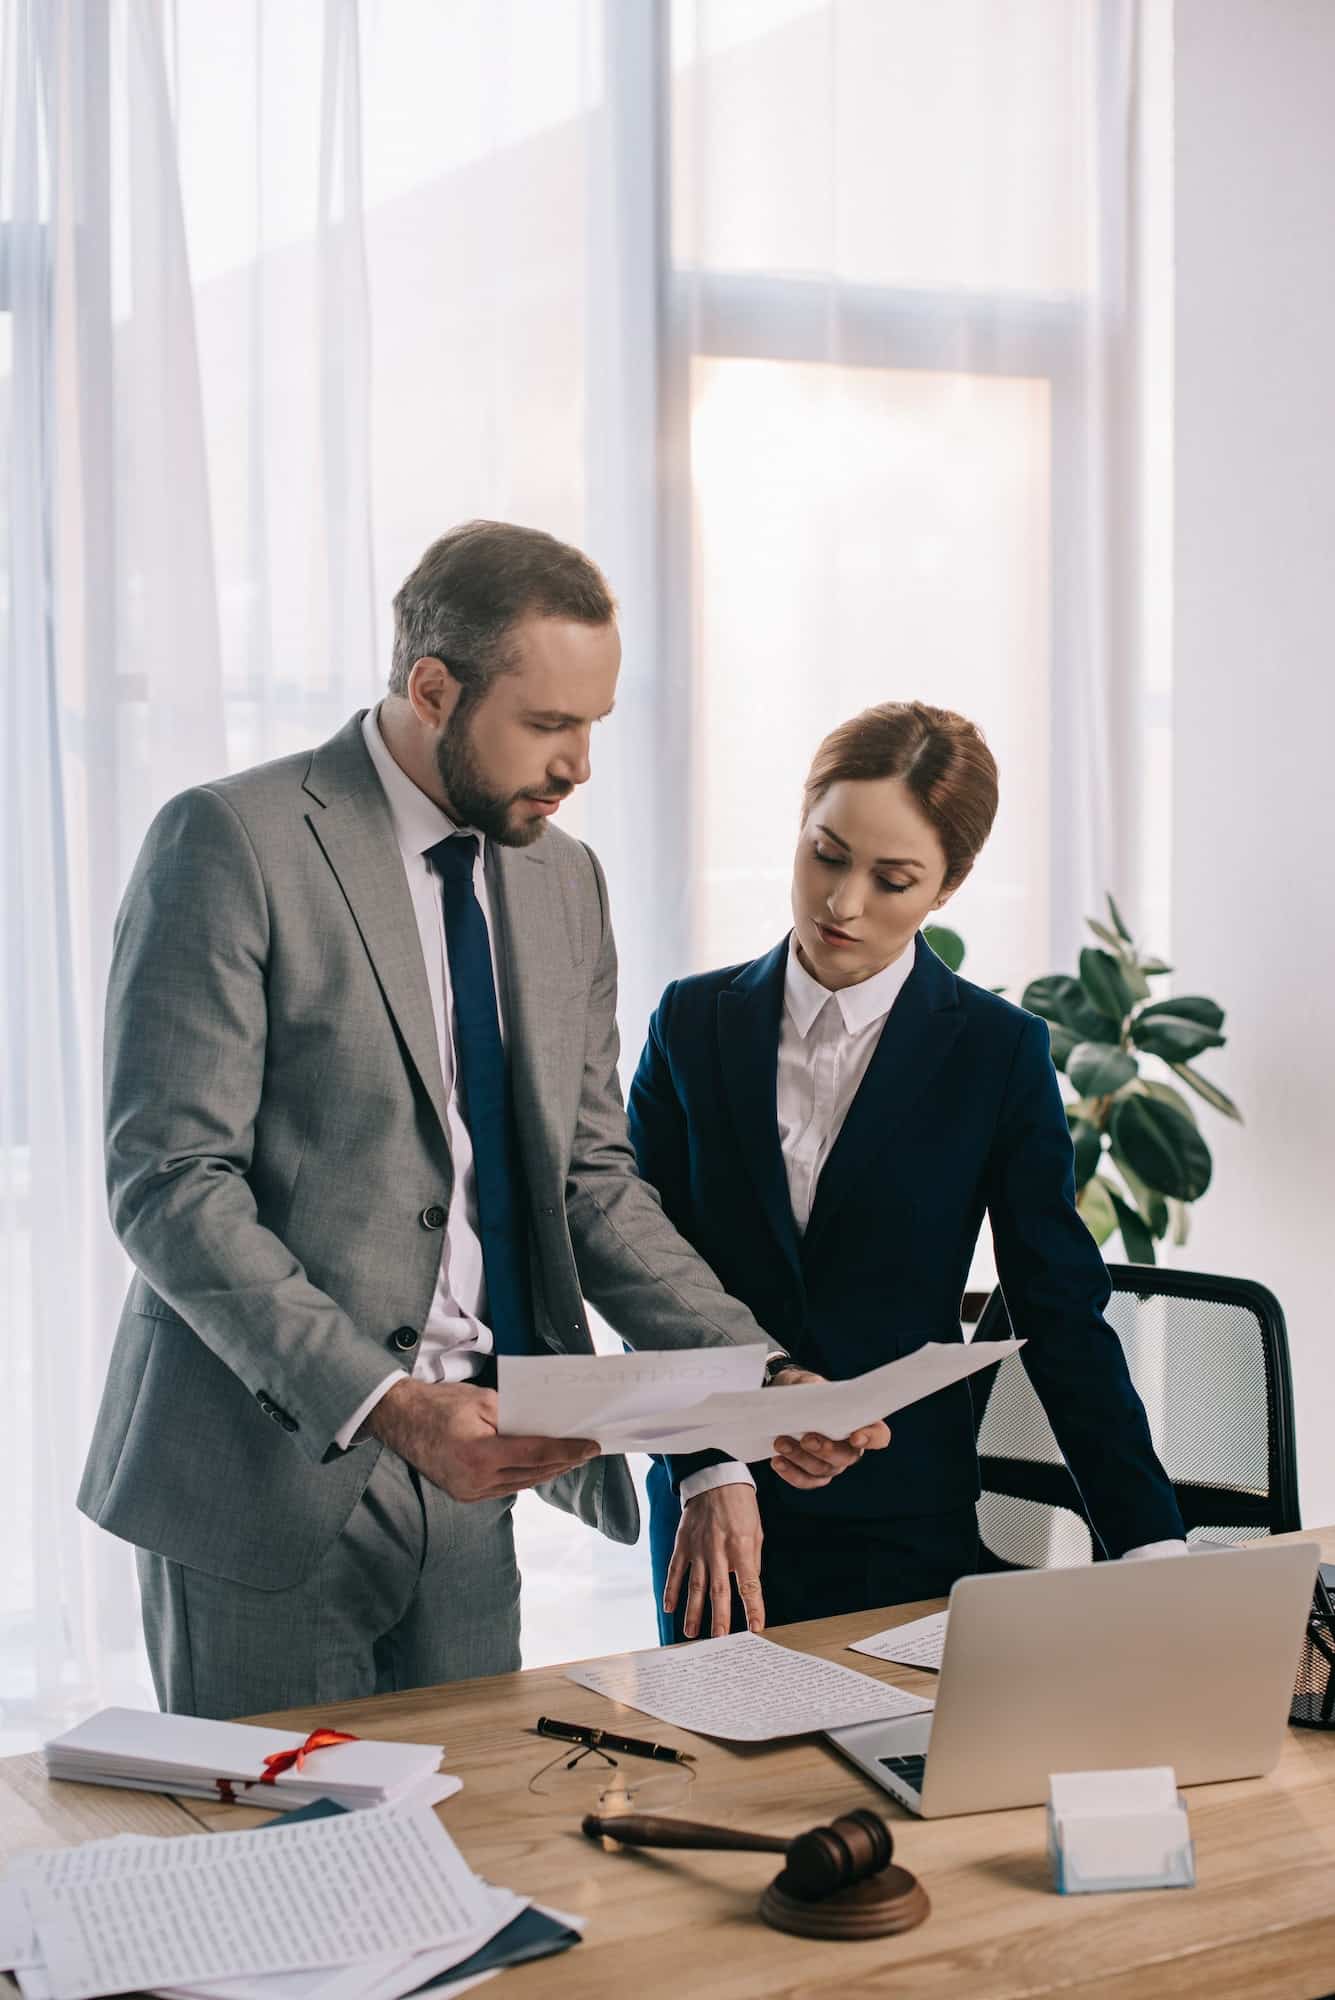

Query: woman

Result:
[629,702,1184,1643]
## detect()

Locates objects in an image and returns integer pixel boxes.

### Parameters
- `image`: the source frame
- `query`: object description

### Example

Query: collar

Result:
[361,705,485,862]
[783,931,917,1039]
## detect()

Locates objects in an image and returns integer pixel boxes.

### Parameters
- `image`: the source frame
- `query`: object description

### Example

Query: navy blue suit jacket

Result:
[626,933,1183,1555]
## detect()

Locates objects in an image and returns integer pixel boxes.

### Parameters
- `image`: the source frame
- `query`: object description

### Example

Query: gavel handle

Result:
[583,1812,789,1855]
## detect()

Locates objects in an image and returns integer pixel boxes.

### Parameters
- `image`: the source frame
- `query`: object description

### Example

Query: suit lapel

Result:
[488,840,581,1182]
[716,942,802,1284]
[303,714,449,1136]
[802,936,965,1257]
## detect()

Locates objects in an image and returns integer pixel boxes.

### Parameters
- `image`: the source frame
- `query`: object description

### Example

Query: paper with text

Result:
[848,1610,948,1672]
[504,1339,1022,1459]
[567,1632,934,1741]
[11,1802,493,2000]
[498,1345,767,1443]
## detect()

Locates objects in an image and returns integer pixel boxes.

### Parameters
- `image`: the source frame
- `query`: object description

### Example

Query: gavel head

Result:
[780,1809,895,1902]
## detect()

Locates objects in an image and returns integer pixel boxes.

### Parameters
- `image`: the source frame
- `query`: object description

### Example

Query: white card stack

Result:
[43,1708,452,1812]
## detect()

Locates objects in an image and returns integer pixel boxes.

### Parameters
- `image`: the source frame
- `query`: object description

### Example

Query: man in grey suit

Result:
[81,520,887,1717]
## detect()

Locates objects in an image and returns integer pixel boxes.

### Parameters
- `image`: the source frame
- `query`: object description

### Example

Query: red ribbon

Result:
[258,1727,360,1785]
[210,1725,360,1801]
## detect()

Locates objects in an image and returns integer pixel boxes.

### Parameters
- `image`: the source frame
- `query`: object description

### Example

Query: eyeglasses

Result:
[527,1739,696,1811]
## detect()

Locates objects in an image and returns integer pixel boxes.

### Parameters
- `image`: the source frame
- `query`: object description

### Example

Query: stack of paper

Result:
[499,1337,1023,1461]
[0,1797,583,2000]
[43,1709,454,1813]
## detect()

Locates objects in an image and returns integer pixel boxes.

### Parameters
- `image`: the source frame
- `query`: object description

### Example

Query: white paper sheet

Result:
[566,1631,934,1741]
[498,1345,767,1443]
[11,1801,493,2000]
[0,1880,39,1970]
[504,1339,1022,1460]
[848,1610,948,1672]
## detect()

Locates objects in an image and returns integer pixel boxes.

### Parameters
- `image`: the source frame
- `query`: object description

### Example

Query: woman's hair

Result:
[801,701,999,892]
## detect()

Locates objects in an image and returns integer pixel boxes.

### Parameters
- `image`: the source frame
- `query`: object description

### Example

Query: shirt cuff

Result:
[333,1370,407,1452]
[1120,1538,1190,1560]
[678,1461,758,1503]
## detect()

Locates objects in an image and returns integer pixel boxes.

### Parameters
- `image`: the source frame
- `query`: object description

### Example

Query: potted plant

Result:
[923,898,1241,1264]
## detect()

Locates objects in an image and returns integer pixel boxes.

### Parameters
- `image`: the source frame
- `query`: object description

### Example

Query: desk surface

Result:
[4,1531,1335,2000]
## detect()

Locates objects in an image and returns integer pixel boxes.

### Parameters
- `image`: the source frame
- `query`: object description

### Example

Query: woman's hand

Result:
[663,1485,766,1639]
[766,1365,892,1489]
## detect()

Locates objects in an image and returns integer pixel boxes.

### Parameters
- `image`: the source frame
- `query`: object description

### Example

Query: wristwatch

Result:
[762,1352,795,1387]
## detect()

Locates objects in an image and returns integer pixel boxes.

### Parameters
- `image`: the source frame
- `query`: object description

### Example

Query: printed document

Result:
[848,1610,949,1672]
[9,1802,492,2000]
[502,1338,1023,1461]
[567,1631,934,1741]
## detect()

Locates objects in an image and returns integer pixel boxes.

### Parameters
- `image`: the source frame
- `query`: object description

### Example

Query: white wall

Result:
[1173,0,1335,1524]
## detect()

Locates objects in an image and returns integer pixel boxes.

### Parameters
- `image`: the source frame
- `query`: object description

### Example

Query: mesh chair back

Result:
[968,1265,1300,1571]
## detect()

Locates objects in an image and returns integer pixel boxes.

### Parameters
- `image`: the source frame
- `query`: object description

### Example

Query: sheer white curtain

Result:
[669,0,1156,995]
[3,0,1155,1739]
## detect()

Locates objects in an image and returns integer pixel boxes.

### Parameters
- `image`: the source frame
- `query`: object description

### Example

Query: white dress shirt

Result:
[334,708,506,1448]
[680,937,1187,1560]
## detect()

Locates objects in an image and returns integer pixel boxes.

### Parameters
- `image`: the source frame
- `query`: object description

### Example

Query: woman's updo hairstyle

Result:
[801,701,999,893]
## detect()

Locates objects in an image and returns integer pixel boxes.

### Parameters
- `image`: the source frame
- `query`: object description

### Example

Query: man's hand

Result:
[765,1365,892,1491]
[663,1484,765,1639]
[365,1379,597,1501]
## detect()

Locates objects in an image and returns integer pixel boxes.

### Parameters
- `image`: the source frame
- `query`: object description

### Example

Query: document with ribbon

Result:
[43,1709,454,1812]
[500,1338,1023,1461]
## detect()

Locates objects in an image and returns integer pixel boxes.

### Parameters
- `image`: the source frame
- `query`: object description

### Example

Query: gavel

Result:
[581,1808,929,1940]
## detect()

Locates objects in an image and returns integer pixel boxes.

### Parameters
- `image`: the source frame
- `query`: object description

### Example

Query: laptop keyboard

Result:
[880,1754,927,1792]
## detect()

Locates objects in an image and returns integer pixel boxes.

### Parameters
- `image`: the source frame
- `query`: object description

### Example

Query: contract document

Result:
[7,1802,492,2000]
[500,1338,1023,1461]
[567,1631,934,1742]
[848,1609,949,1672]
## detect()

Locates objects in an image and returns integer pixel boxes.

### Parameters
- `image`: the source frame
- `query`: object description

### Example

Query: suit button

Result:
[281,1416,298,1433]
[256,1391,274,1413]
[268,1406,284,1424]
[419,1205,446,1230]
[391,1325,419,1352]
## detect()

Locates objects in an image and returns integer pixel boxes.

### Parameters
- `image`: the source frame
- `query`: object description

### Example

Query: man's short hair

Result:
[389,521,617,702]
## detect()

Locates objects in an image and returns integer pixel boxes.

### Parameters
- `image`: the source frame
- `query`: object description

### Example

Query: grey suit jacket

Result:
[79,713,771,1588]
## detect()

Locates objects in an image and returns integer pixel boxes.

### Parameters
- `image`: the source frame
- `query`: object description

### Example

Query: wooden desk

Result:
[5,1533,1335,2000]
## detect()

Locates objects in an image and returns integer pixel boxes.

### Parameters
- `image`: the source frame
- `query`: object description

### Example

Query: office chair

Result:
[966,1265,1301,1571]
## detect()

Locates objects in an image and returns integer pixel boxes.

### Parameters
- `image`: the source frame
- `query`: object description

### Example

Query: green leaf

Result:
[1067,1115,1103,1190]
[1169,1060,1243,1123]
[1108,1147,1170,1237]
[1137,995,1225,1031]
[1106,892,1133,942]
[1077,1175,1118,1247]
[1086,917,1130,955]
[1068,1041,1138,1098]
[1079,947,1135,1026]
[1140,1077,1200,1127]
[1131,1014,1227,1063]
[922,924,965,973]
[1110,1095,1213,1203]
[1138,957,1174,976]
[1044,1022,1078,1073]
[1109,1189,1157,1265]
[1022,975,1119,1043]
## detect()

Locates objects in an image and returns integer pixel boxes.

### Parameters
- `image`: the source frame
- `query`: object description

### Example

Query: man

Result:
[81,520,888,1717]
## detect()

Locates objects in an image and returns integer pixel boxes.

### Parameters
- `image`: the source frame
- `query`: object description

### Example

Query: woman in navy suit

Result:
[628,701,1185,1644]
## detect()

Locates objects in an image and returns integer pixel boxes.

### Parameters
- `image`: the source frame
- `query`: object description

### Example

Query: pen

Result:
[535,1715,694,1766]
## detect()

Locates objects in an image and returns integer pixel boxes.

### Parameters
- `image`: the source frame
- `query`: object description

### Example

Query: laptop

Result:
[827,1540,1318,1818]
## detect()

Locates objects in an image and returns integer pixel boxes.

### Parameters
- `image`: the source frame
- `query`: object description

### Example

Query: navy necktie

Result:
[429,834,535,1357]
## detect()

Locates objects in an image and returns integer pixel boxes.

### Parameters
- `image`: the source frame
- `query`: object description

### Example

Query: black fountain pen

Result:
[536,1715,694,1766]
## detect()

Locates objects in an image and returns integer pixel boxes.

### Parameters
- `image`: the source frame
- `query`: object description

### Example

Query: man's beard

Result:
[434,707,566,848]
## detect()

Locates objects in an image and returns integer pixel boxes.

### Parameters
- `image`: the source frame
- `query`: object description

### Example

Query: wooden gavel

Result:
[582,1807,892,1899]
[581,1808,929,1939]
